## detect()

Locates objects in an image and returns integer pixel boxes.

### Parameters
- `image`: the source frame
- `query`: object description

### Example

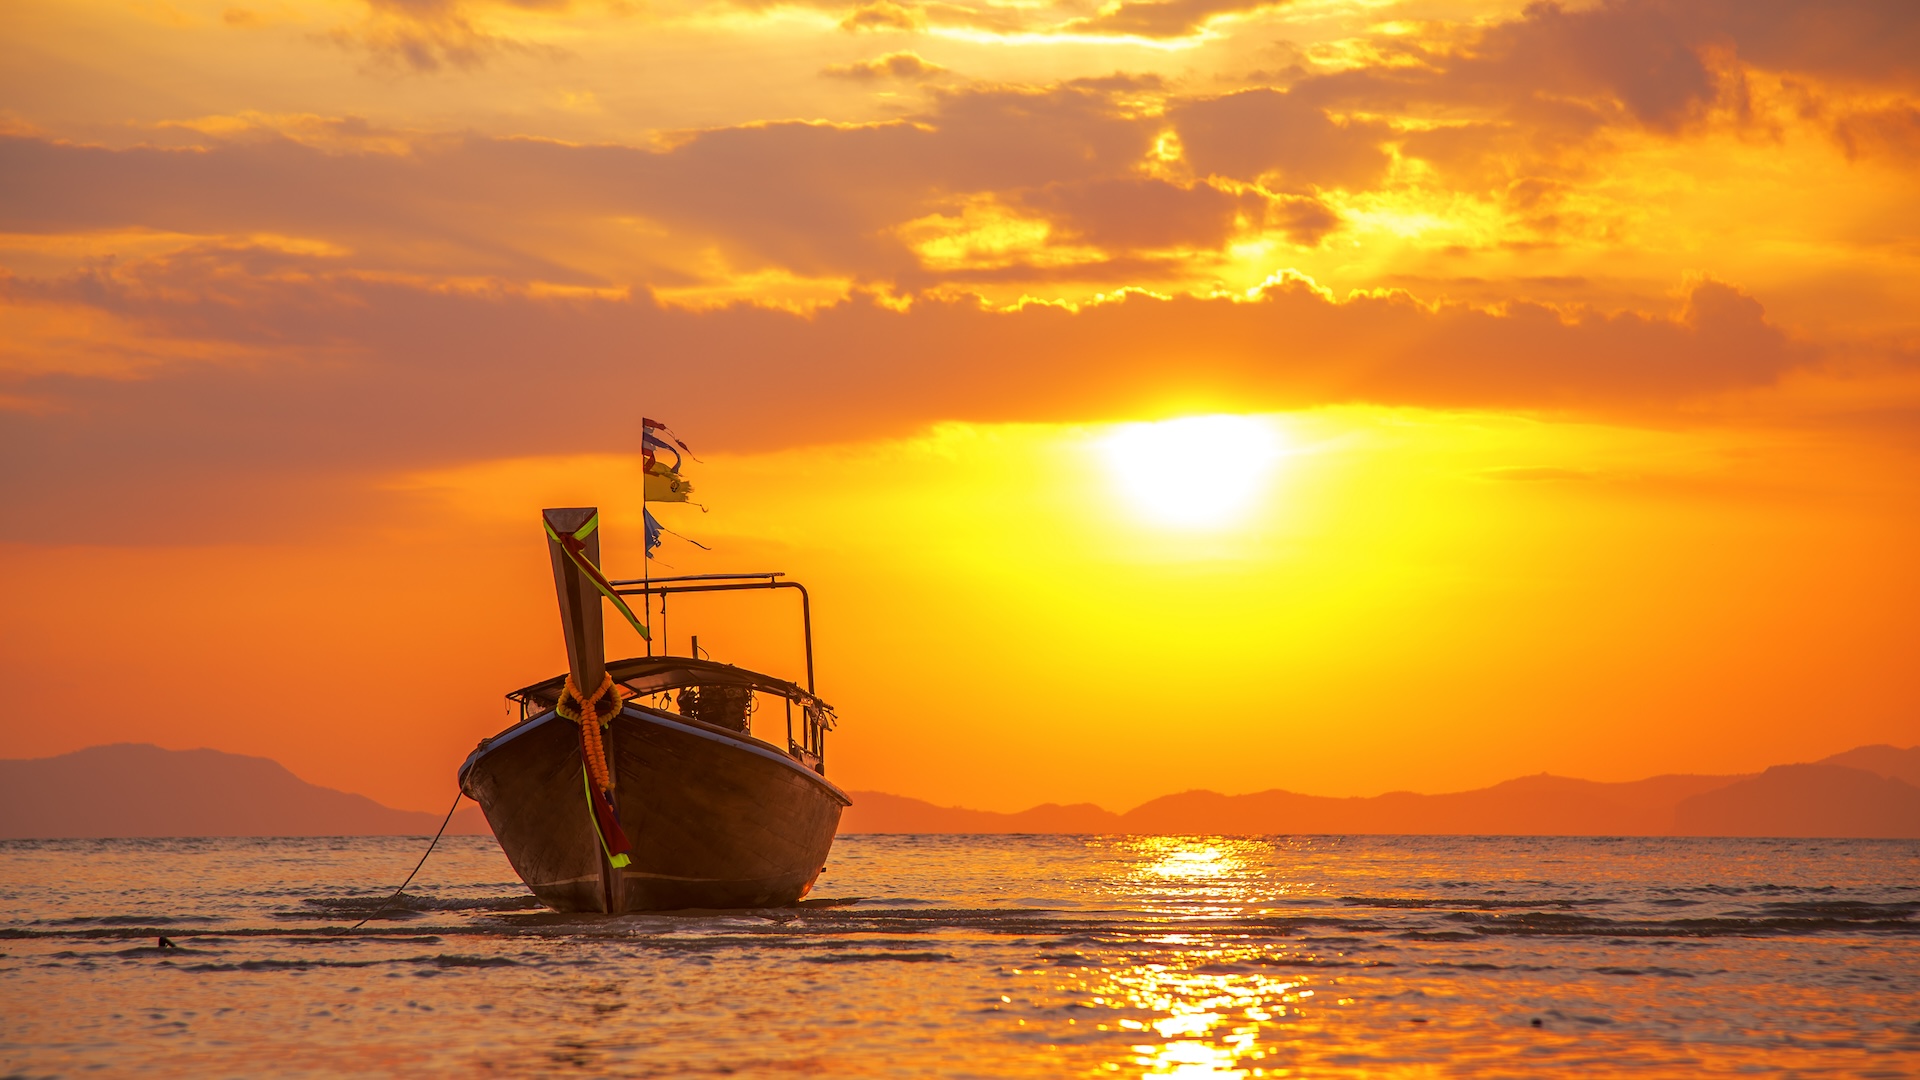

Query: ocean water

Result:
[1,835,1916,1078]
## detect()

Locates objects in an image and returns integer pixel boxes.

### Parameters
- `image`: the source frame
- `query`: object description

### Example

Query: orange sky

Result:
[2,0,1917,813]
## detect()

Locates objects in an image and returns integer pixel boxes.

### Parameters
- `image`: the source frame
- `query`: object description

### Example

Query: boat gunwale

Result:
[508,655,832,714]
[463,703,852,807]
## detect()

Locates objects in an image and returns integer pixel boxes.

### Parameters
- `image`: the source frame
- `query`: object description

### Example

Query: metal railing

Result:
[605,572,826,771]
[607,572,814,694]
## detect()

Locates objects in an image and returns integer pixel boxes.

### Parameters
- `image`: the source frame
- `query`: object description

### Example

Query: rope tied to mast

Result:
[556,671,634,869]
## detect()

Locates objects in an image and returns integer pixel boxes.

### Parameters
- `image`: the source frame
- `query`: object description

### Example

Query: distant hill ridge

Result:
[841,745,1920,838]
[0,743,490,839]
[1,742,1916,839]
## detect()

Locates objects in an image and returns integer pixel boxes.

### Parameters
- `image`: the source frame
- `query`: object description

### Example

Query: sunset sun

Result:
[1101,414,1285,529]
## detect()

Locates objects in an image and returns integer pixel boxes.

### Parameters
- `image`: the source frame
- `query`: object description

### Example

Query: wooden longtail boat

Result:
[459,507,849,913]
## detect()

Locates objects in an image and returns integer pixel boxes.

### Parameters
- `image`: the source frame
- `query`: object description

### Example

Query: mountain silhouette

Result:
[842,747,1920,838]
[0,744,490,839]
[1815,744,1920,788]
[1672,764,1920,838]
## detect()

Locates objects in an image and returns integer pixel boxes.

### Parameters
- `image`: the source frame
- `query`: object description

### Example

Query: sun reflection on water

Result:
[1015,838,1340,1076]
[1149,845,1233,880]
[1079,957,1319,1076]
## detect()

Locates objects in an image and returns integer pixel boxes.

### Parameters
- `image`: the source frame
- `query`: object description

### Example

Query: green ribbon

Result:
[544,512,650,641]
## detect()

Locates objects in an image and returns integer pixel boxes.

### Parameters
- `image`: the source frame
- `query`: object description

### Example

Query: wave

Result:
[175,954,520,973]
[32,914,220,927]
[1436,910,1919,936]
[7,893,1915,946]
[290,893,546,920]
[801,951,952,963]
[1336,895,1611,910]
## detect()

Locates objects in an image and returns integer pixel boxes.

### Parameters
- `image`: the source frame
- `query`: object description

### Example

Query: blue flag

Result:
[644,508,663,558]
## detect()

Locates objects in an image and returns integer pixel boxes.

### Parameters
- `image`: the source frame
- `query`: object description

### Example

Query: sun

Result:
[1100,414,1286,529]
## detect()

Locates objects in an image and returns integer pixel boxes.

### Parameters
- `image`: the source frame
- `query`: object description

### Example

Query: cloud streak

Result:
[1,246,1816,541]
[822,52,949,80]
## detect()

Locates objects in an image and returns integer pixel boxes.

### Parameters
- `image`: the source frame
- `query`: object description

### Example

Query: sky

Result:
[2,0,1918,813]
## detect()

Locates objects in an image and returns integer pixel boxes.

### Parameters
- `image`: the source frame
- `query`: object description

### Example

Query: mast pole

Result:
[643,450,652,657]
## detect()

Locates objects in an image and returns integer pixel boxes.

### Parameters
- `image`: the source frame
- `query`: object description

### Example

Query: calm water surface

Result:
[2,834,1917,1077]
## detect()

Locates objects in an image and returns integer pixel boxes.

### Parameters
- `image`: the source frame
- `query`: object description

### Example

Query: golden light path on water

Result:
[1064,839,1318,1077]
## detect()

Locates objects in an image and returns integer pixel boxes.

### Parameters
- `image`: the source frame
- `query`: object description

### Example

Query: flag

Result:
[644,507,710,558]
[639,417,706,554]
[640,418,694,502]
[642,417,701,461]
[641,429,682,472]
[643,460,693,502]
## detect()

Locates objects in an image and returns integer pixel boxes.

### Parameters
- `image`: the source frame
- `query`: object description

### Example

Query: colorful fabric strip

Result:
[581,767,633,869]
[642,417,700,461]
[641,430,682,472]
[544,512,651,640]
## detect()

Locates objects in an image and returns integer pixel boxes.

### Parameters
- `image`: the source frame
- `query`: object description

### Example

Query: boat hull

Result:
[460,705,849,912]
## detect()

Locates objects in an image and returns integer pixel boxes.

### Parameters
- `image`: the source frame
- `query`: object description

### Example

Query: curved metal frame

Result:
[606,572,815,694]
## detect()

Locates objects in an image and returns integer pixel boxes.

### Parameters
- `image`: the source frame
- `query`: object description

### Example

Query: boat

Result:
[458,505,850,912]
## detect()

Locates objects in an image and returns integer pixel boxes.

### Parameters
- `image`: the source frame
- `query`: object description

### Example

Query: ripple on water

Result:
[0,835,1915,1077]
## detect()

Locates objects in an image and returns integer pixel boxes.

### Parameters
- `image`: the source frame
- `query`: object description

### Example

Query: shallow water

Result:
[2,834,1917,1077]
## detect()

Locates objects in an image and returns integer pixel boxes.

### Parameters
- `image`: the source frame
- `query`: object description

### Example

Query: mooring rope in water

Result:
[349,790,465,931]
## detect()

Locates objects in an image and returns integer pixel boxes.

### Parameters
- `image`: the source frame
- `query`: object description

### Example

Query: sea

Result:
[1,834,1916,1078]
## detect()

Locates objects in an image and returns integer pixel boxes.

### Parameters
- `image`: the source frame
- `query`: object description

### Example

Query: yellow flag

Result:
[643,460,693,502]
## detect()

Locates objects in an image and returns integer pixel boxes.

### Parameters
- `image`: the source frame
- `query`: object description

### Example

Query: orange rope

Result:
[557,671,625,796]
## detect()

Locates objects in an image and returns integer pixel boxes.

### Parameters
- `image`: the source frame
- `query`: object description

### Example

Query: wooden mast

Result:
[541,506,616,913]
